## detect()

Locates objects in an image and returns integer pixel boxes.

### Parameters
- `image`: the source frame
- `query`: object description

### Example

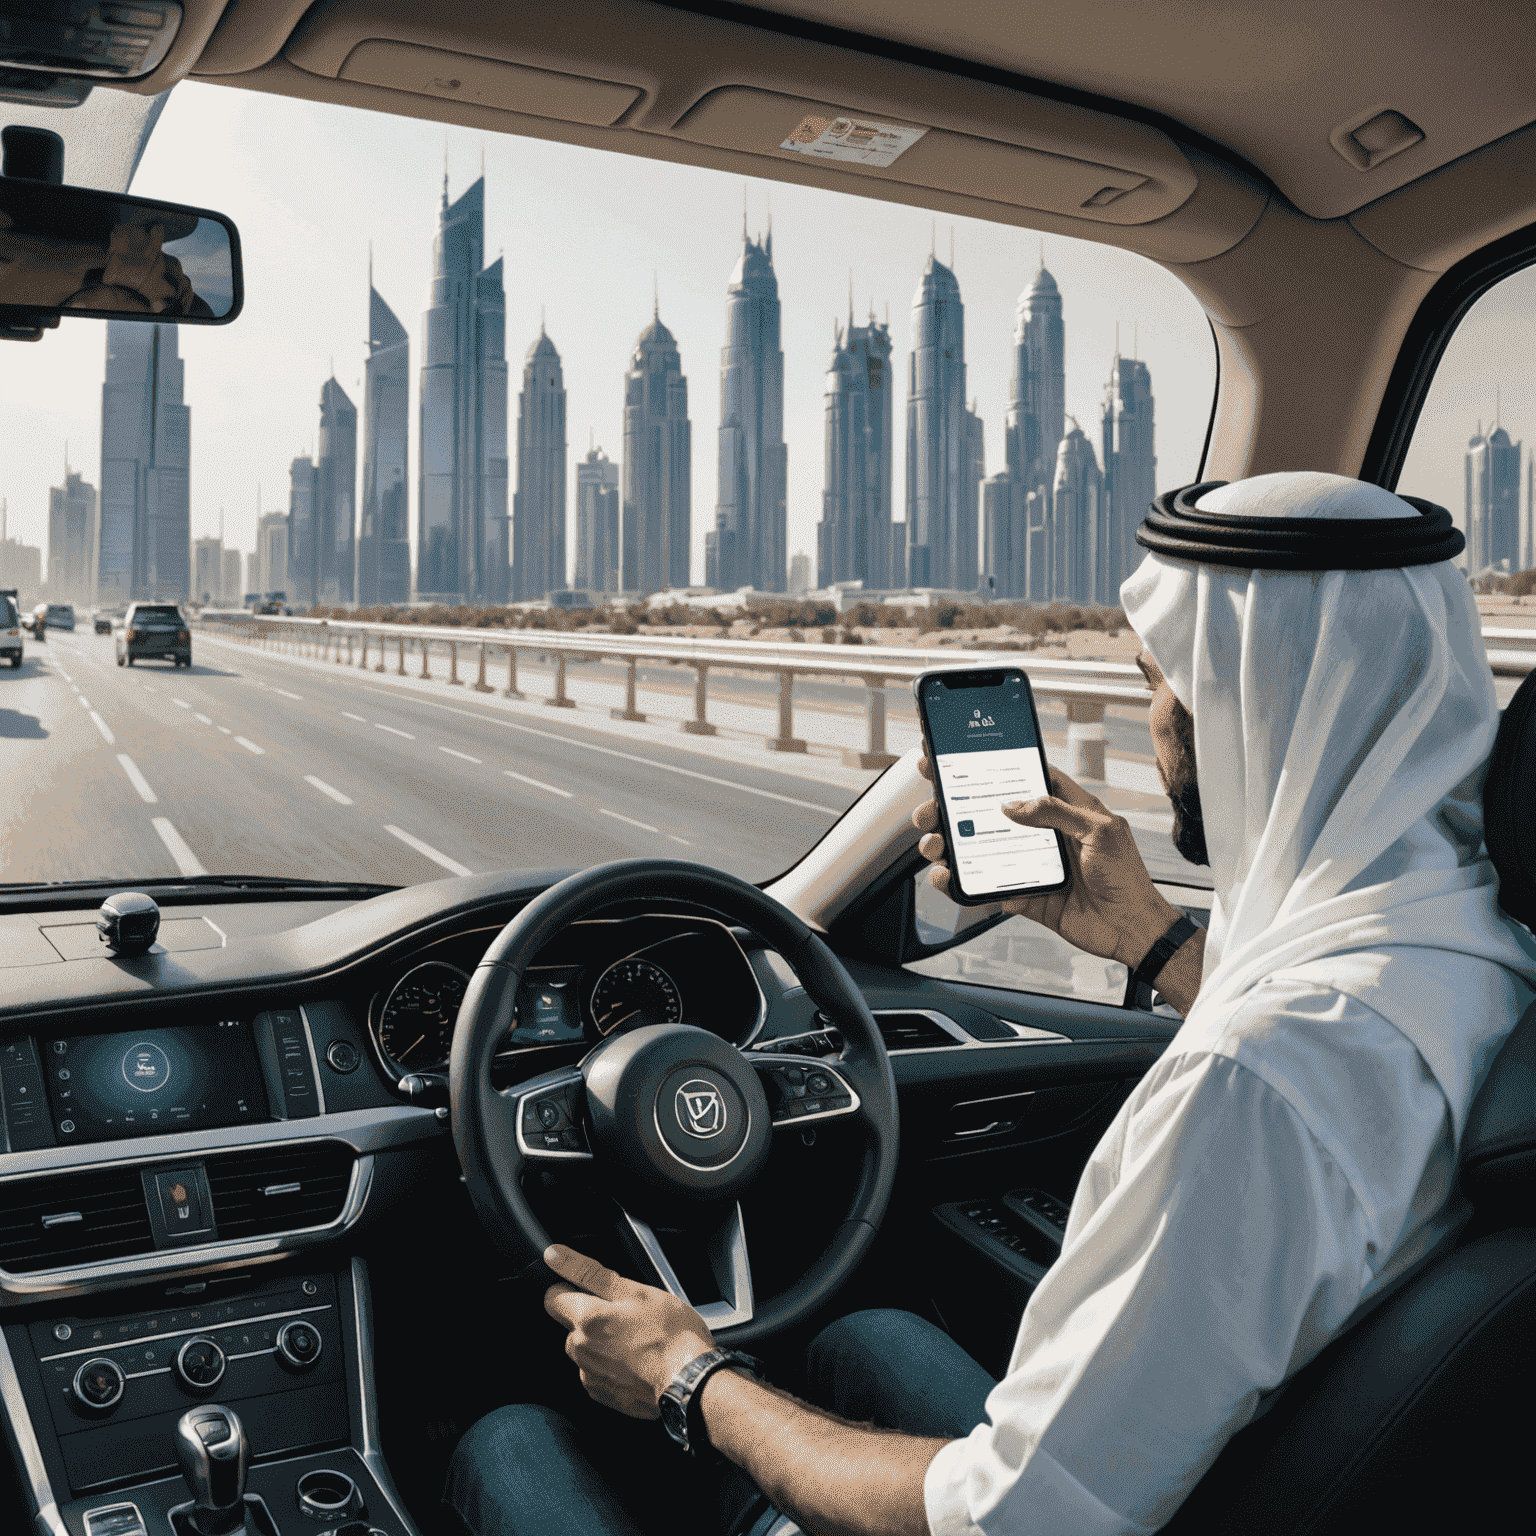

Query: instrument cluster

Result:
[366,912,765,1078]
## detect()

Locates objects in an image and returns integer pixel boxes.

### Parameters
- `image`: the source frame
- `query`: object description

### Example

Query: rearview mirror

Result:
[0,177,241,334]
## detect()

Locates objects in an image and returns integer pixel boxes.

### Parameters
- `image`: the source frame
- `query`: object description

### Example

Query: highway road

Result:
[0,633,859,889]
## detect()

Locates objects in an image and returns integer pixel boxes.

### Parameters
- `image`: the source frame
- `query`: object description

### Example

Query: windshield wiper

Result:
[0,875,399,910]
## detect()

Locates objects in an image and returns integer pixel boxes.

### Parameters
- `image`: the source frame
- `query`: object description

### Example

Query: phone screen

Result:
[920,670,1067,900]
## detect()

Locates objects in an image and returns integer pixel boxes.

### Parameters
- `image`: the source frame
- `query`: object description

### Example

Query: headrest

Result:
[1135,482,1465,569]
[1461,1002,1536,1222]
[1486,668,1536,932]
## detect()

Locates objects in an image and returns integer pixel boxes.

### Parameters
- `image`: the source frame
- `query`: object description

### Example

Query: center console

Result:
[1,1259,419,1536]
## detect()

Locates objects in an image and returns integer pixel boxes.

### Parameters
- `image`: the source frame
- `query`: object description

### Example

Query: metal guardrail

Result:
[196,612,1149,777]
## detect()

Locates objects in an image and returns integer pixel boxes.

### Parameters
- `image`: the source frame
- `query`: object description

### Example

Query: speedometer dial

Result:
[589,958,682,1035]
[377,962,469,1071]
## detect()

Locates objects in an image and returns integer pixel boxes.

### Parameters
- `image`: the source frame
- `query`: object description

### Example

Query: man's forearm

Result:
[698,1367,947,1536]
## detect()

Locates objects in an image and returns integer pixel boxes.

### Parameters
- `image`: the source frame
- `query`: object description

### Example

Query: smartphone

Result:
[914,668,1070,904]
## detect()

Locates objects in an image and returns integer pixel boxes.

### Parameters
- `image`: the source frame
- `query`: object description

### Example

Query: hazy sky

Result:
[11,79,1517,586]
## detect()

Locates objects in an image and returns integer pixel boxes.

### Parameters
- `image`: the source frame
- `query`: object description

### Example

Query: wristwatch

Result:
[1130,913,1201,992]
[658,1348,764,1458]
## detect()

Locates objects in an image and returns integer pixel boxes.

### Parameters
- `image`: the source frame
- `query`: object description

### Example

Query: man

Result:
[445,472,1536,1536]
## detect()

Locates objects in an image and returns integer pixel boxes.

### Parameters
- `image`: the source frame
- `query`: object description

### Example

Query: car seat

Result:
[1160,667,1536,1534]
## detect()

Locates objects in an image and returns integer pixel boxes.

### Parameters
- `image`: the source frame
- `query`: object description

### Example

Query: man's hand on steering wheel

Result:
[544,1244,716,1419]
[913,755,1181,970]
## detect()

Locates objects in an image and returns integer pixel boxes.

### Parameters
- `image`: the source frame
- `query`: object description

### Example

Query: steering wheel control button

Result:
[537,1100,562,1130]
[72,1357,126,1413]
[276,1320,323,1370]
[174,1337,226,1392]
[783,1065,805,1085]
[806,1073,832,1095]
[324,1039,360,1074]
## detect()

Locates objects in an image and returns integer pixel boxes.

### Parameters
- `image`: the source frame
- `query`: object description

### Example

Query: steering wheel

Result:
[448,859,899,1345]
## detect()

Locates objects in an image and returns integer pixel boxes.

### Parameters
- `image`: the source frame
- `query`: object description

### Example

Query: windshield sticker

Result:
[779,115,927,167]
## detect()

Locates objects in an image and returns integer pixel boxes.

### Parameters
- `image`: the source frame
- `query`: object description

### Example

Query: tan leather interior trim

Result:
[99,0,236,95]
[193,0,323,77]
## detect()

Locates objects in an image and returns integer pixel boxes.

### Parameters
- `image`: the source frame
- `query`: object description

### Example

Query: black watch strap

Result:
[661,1349,763,1459]
[1131,914,1200,991]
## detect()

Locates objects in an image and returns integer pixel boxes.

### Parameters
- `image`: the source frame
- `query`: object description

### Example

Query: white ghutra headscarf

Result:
[1120,471,1536,1142]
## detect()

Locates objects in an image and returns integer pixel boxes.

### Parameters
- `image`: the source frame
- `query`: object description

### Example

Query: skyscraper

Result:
[316,376,357,605]
[98,322,190,604]
[622,307,691,593]
[1008,266,1066,511]
[193,536,221,605]
[48,469,96,603]
[419,176,509,604]
[513,328,568,599]
[359,284,410,606]
[982,474,1046,602]
[574,445,620,593]
[708,229,787,593]
[288,456,316,607]
[1465,425,1522,574]
[818,306,893,590]
[905,255,982,591]
[221,547,242,604]
[1052,420,1104,605]
[1101,355,1156,601]
[257,511,288,597]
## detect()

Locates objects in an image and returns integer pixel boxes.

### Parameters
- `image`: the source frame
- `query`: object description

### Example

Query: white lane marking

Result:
[116,755,157,803]
[341,711,366,722]
[600,808,659,834]
[78,695,90,708]
[218,726,232,735]
[503,770,573,798]
[152,817,207,877]
[275,689,303,701]
[142,685,156,693]
[668,834,692,846]
[173,698,190,709]
[358,686,839,816]
[440,747,481,763]
[235,736,264,755]
[57,668,73,683]
[384,824,472,876]
[89,711,115,745]
[195,712,212,724]
[305,775,353,805]
[375,723,414,739]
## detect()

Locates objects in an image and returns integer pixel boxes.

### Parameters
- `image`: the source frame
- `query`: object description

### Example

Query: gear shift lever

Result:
[174,1405,250,1536]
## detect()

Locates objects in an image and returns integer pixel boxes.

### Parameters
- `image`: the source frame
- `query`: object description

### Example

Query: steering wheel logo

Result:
[676,1080,727,1139]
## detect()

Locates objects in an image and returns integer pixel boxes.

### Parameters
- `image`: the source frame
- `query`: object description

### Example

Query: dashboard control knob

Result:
[276,1320,323,1370]
[72,1357,125,1413]
[175,1338,227,1393]
[325,1040,360,1074]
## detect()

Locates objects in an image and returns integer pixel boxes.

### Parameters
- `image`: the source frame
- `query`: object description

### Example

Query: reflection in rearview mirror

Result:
[0,178,241,328]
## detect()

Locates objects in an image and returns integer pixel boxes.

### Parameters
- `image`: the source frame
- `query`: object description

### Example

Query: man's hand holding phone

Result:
[914,757,1184,973]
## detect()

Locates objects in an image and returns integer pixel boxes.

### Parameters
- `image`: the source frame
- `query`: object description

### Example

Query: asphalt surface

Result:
[0,633,857,889]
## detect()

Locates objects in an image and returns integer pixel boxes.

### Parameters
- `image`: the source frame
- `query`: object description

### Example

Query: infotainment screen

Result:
[42,1023,269,1143]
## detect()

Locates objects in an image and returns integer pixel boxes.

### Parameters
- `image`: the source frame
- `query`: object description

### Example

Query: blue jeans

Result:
[443,1309,997,1536]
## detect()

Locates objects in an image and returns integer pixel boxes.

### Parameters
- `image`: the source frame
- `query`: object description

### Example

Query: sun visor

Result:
[665,86,1195,226]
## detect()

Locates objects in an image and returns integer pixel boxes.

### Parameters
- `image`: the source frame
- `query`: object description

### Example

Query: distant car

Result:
[259,591,291,615]
[26,603,48,639]
[116,602,191,668]
[93,610,114,635]
[0,592,20,668]
[44,603,75,631]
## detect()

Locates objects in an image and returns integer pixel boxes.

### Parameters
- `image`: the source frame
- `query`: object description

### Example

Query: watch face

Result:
[659,1391,689,1447]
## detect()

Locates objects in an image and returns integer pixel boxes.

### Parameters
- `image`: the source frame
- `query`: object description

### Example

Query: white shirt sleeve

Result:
[923,1044,1376,1535]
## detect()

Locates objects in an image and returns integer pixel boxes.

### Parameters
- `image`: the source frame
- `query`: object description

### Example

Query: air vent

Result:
[874,1012,963,1050]
[205,1144,355,1240]
[0,1169,153,1274]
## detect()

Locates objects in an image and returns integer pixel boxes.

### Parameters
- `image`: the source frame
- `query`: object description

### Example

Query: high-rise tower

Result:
[1008,266,1066,504]
[418,176,509,604]
[622,307,691,593]
[288,456,316,606]
[359,284,410,605]
[708,229,787,593]
[1051,420,1103,605]
[905,255,982,590]
[48,468,97,604]
[574,445,620,592]
[818,305,894,590]
[513,328,568,599]
[316,376,357,605]
[1100,355,1155,602]
[98,322,190,604]
[1465,425,1522,574]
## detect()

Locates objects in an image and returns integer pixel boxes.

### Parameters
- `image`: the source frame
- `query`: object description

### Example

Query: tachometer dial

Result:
[377,962,469,1071]
[589,958,682,1035]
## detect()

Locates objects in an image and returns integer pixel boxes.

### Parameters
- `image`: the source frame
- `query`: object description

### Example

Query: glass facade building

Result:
[622,309,691,593]
[818,309,893,590]
[48,470,97,604]
[1466,425,1523,575]
[574,445,620,593]
[359,285,410,606]
[1100,355,1156,602]
[288,456,316,607]
[316,376,357,606]
[513,329,568,600]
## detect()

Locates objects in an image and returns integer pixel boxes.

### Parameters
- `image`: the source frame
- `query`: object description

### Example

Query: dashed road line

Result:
[668,834,692,846]
[89,711,115,745]
[376,723,414,739]
[142,685,156,693]
[384,824,472,876]
[116,755,158,804]
[57,668,73,683]
[304,775,353,805]
[173,698,190,709]
[600,808,659,834]
[341,711,366,722]
[78,695,90,708]
[503,770,573,798]
[440,747,481,763]
[275,689,304,701]
[195,712,212,725]
[218,726,232,735]
[152,817,207,877]
[235,736,264,755]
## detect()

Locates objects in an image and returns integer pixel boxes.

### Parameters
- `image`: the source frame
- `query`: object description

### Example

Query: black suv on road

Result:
[116,602,191,668]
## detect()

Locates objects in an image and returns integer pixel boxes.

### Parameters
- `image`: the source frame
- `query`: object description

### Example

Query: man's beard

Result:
[1165,700,1210,867]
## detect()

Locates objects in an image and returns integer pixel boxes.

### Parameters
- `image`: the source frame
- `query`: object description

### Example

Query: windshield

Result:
[0,84,1218,892]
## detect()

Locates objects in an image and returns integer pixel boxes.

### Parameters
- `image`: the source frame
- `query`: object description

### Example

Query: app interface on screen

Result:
[924,675,1065,897]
